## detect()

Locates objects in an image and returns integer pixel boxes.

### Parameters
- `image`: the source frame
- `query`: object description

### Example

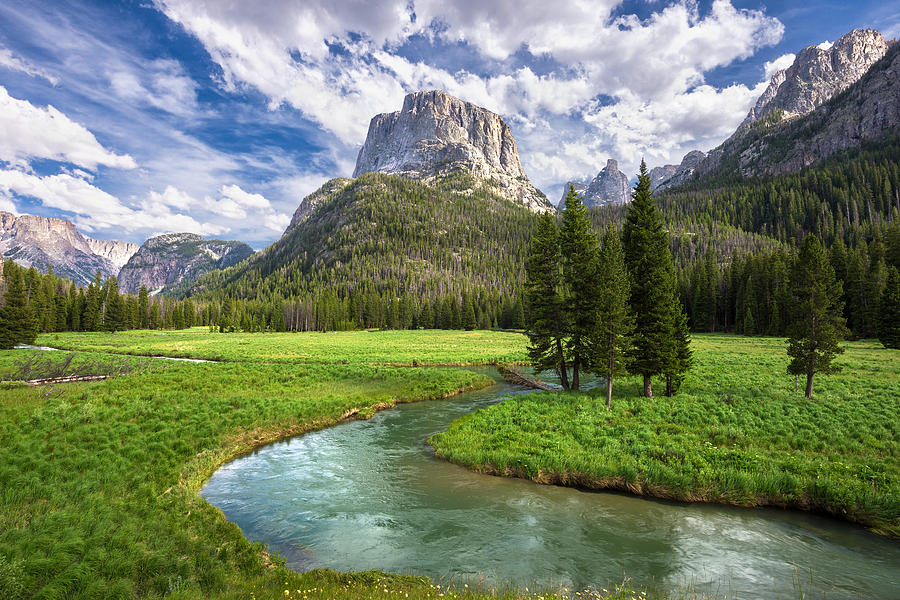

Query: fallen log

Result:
[26,374,113,386]
[497,365,556,390]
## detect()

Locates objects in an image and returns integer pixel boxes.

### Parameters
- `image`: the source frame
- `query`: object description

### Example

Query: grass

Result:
[430,334,900,536]
[0,350,499,599]
[34,329,530,366]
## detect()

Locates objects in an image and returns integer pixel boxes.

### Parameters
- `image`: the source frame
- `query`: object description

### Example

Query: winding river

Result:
[201,368,900,599]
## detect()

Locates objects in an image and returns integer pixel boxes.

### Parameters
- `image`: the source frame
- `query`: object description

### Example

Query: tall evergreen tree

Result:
[590,225,632,407]
[787,234,848,398]
[524,211,569,389]
[878,266,900,349]
[138,286,150,329]
[103,277,125,333]
[0,263,37,349]
[560,185,600,389]
[622,160,680,397]
[663,306,692,396]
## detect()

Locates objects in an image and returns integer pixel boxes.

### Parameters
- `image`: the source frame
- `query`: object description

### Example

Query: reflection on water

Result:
[202,369,900,599]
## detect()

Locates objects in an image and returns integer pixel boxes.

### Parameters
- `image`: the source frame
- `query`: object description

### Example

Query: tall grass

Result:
[0,356,491,599]
[35,329,530,366]
[431,335,900,536]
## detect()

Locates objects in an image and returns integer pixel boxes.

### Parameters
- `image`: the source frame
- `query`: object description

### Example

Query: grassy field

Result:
[0,346,502,600]
[34,329,530,366]
[431,334,900,536]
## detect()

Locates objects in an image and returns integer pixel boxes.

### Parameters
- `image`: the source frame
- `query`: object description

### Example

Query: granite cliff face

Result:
[353,90,553,212]
[649,151,707,191]
[742,29,888,126]
[653,28,895,188]
[0,212,130,284]
[582,159,630,207]
[85,238,139,270]
[558,181,588,206]
[118,233,253,294]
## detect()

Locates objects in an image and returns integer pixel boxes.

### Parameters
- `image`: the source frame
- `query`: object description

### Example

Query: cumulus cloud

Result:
[153,0,785,187]
[148,183,288,233]
[0,86,137,171]
[0,45,58,84]
[0,168,224,235]
[764,53,796,79]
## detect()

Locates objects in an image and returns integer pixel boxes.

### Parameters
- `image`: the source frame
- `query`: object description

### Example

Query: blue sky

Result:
[0,1,896,247]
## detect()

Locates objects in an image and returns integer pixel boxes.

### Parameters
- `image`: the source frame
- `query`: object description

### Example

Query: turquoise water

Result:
[201,369,900,599]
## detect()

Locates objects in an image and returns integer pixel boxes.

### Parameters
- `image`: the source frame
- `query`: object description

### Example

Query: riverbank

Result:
[0,347,502,599]
[430,335,900,537]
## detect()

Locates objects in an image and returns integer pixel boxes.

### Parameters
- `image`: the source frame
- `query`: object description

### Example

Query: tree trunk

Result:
[805,373,814,399]
[571,352,580,391]
[665,374,673,397]
[643,374,652,397]
[555,337,569,390]
[606,376,613,409]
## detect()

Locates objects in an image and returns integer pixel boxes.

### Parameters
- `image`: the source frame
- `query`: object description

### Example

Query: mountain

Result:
[118,233,253,294]
[0,211,133,285]
[85,238,139,270]
[582,159,630,207]
[284,177,352,233]
[353,90,553,212]
[741,29,888,127]
[654,28,894,188]
[558,181,588,206]
[189,172,538,314]
[649,151,707,191]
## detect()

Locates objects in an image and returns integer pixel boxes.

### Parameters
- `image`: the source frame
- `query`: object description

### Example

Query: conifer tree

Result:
[524,211,569,389]
[560,185,600,389]
[878,266,900,349]
[590,224,632,407]
[787,234,848,398]
[0,263,37,348]
[663,306,692,396]
[622,160,680,397]
[138,286,150,329]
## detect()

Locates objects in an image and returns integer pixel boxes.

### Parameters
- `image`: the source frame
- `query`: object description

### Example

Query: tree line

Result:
[0,260,203,348]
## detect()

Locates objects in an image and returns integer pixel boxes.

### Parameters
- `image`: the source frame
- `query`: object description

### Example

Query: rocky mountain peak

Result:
[0,211,126,284]
[353,90,552,212]
[743,28,888,126]
[581,158,630,207]
[118,233,254,294]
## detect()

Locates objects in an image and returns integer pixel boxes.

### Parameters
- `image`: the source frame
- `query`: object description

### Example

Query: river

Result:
[201,368,900,599]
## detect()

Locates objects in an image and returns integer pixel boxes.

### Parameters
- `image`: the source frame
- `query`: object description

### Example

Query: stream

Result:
[200,367,900,599]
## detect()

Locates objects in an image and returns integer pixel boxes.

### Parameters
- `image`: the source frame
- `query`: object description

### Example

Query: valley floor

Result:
[0,330,896,599]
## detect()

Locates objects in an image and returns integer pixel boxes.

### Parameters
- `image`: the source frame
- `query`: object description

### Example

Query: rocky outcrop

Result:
[85,238,138,270]
[117,233,253,294]
[0,211,123,284]
[353,90,553,212]
[582,159,630,207]
[742,29,888,126]
[285,178,352,232]
[653,29,895,186]
[558,181,587,206]
[650,150,707,191]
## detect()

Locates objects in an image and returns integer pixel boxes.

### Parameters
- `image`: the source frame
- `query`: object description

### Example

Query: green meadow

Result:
[431,334,900,536]
[2,329,898,599]
[33,328,530,366]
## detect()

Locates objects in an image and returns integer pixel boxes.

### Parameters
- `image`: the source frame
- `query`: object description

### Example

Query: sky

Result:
[0,1,897,248]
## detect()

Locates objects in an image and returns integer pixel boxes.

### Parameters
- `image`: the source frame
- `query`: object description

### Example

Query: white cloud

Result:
[153,0,785,189]
[817,40,834,50]
[0,45,58,84]
[0,86,137,171]
[108,59,198,116]
[0,190,17,214]
[764,52,795,80]
[0,168,224,235]
[147,183,286,232]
